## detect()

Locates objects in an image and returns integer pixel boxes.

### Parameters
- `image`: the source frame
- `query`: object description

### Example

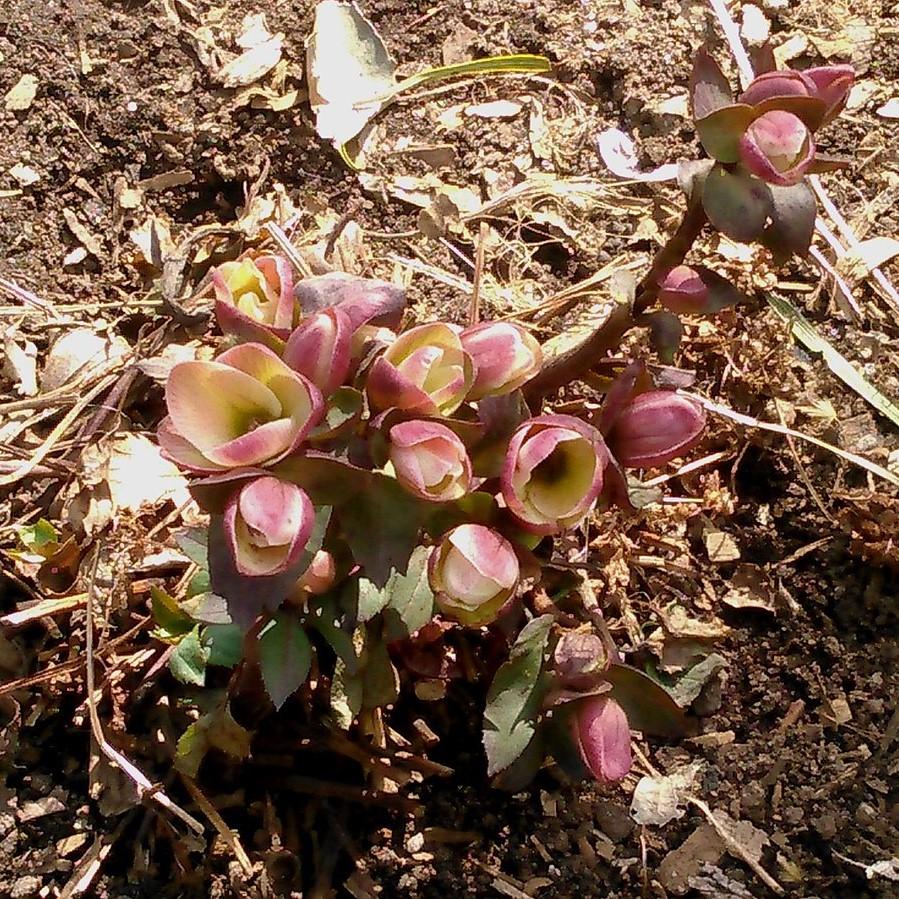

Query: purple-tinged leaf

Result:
[702,164,772,243]
[762,180,817,263]
[645,311,683,363]
[258,612,313,710]
[294,272,406,331]
[690,47,735,120]
[603,662,690,737]
[749,41,777,76]
[596,360,650,436]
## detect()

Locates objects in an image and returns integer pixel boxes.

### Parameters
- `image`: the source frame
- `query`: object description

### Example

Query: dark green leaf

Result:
[186,568,210,598]
[169,626,208,686]
[151,586,194,639]
[359,636,399,710]
[258,612,313,710]
[644,311,683,364]
[309,386,364,443]
[174,702,251,778]
[695,265,746,312]
[203,624,244,668]
[603,662,689,737]
[174,527,208,567]
[382,545,436,641]
[695,104,755,163]
[491,731,546,791]
[180,592,232,625]
[309,597,359,673]
[483,614,553,776]
[762,181,816,262]
[702,164,772,243]
[690,47,734,120]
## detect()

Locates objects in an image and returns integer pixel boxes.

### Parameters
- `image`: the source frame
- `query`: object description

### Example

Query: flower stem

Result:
[524,199,708,402]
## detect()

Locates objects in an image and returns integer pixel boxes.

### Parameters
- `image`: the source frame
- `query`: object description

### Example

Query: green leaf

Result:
[186,568,210,598]
[174,702,251,778]
[309,387,364,443]
[359,635,399,710]
[309,597,359,673]
[491,731,546,791]
[330,657,363,729]
[345,545,435,634]
[151,586,195,640]
[689,47,734,120]
[603,662,689,737]
[174,527,208,567]
[203,624,244,668]
[695,104,755,163]
[669,653,727,707]
[180,592,232,625]
[258,612,313,710]
[702,164,772,243]
[169,626,208,686]
[382,545,436,641]
[644,311,683,364]
[483,614,553,776]
[15,519,59,556]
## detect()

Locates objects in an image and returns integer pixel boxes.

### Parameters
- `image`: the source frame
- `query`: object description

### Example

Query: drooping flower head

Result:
[388,420,472,502]
[159,343,323,472]
[224,476,314,577]
[366,322,475,416]
[571,696,632,783]
[501,415,609,534]
[461,321,543,400]
[429,524,519,627]
[283,307,353,397]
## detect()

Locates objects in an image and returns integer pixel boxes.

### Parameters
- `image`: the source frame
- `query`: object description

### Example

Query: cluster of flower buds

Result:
[159,258,709,634]
[689,51,854,254]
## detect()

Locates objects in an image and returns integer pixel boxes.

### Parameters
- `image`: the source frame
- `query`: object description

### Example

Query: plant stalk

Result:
[524,200,708,402]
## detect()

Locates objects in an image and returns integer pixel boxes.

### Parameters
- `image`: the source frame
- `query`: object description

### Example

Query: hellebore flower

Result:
[738,64,854,127]
[429,524,519,627]
[214,256,294,346]
[388,420,472,502]
[657,266,709,314]
[501,415,608,534]
[366,322,475,416]
[461,321,543,399]
[283,308,353,397]
[739,110,814,186]
[159,343,324,472]
[572,696,632,783]
[605,390,705,469]
[224,476,314,577]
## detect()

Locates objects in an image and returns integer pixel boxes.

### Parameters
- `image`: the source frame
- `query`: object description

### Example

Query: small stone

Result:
[4,74,38,111]
[57,833,89,857]
[594,801,633,842]
[11,876,41,899]
[405,832,425,853]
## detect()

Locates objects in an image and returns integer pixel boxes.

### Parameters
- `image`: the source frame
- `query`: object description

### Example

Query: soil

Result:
[1,1,898,898]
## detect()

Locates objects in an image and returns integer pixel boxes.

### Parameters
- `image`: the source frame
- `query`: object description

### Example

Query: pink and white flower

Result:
[213,255,294,346]
[388,420,472,502]
[461,321,543,399]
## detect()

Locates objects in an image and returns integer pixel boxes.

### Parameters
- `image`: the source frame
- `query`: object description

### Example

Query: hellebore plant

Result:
[151,42,854,793]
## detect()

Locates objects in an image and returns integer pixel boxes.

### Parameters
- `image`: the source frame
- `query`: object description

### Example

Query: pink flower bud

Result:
[460,322,543,399]
[657,266,709,314]
[738,69,812,107]
[428,524,519,627]
[283,308,353,396]
[554,632,609,689]
[214,256,294,347]
[224,477,314,577]
[366,323,475,416]
[739,65,854,127]
[501,415,609,534]
[296,550,337,595]
[802,65,854,123]
[739,110,813,186]
[572,696,632,783]
[606,391,705,469]
[388,420,472,502]
[158,343,324,472]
